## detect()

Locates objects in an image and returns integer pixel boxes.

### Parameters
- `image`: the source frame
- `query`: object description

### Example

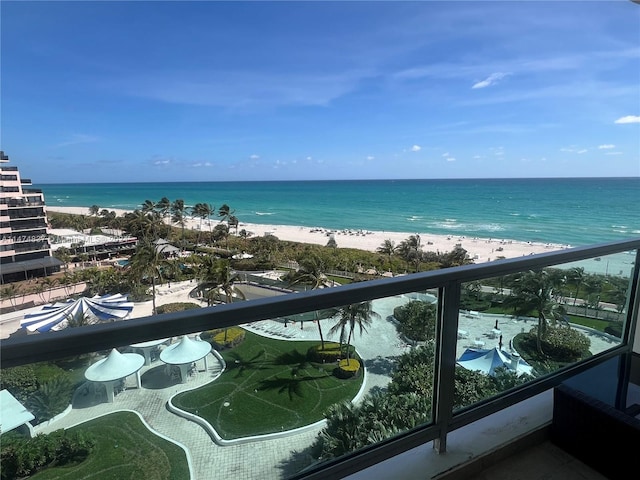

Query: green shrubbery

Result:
[306,342,345,363]
[1,430,95,480]
[202,327,246,349]
[521,325,591,362]
[393,300,436,342]
[155,302,201,314]
[335,359,361,378]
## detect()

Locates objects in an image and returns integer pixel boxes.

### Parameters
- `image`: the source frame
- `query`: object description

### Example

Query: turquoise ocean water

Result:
[36,178,640,247]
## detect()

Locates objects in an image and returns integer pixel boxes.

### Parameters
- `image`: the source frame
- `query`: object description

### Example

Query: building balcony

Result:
[1,238,638,480]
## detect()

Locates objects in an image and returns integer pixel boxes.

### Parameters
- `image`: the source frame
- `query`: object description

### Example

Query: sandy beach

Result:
[47,206,568,263]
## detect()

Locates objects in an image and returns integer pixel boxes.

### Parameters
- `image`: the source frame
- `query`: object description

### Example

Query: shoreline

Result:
[46,206,569,263]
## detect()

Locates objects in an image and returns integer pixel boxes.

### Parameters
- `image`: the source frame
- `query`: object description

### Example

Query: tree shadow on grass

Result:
[258,374,318,401]
[273,350,312,376]
[225,350,269,378]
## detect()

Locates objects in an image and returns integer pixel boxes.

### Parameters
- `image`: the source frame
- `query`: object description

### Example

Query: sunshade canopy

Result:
[85,348,145,382]
[160,335,211,365]
[21,294,134,333]
[457,347,533,377]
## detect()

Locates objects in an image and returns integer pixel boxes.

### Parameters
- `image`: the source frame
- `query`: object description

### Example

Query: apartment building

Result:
[0,151,63,283]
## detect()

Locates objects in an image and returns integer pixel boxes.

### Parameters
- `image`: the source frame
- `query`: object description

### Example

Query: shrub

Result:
[335,359,361,379]
[156,302,201,314]
[0,430,95,480]
[393,300,436,342]
[202,327,245,349]
[0,365,38,404]
[526,325,591,362]
[27,376,74,424]
[307,342,343,363]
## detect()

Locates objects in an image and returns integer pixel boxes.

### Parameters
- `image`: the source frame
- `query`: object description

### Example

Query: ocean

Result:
[36,178,640,247]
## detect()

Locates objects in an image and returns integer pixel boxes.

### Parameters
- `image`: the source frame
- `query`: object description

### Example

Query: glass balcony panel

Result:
[1,290,440,478]
[454,252,635,411]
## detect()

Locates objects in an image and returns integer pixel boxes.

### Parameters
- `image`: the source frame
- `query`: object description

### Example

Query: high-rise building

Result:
[0,151,63,283]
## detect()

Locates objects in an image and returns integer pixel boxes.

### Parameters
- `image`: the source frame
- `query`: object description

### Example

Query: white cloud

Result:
[598,144,615,149]
[366,155,375,160]
[55,134,99,148]
[471,72,509,89]
[577,149,587,154]
[614,115,640,124]
[605,151,623,155]
[473,155,483,159]
[446,157,456,162]
[442,152,450,157]
[250,154,260,159]
[154,159,170,165]
[411,145,421,152]
[306,156,313,161]
[192,162,212,167]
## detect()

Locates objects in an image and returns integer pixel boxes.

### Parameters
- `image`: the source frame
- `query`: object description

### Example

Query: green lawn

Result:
[31,412,189,480]
[173,330,363,439]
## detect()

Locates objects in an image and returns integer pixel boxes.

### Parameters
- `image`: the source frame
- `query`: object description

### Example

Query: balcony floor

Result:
[452,440,607,480]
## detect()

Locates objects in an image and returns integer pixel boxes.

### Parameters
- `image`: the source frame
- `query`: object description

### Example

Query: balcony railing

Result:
[2,238,639,479]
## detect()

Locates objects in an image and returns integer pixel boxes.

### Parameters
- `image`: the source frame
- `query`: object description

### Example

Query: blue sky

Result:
[2,1,639,183]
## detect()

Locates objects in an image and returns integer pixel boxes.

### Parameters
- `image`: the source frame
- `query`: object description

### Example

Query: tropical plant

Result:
[392,300,437,342]
[128,240,178,314]
[329,301,380,363]
[377,239,397,270]
[505,269,568,355]
[171,199,187,248]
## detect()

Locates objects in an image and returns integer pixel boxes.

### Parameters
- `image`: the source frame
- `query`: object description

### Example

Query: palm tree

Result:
[506,269,567,355]
[377,239,397,270]
[193,258,246,342]
[329,301,380,363]
[191,203,206,245]
[156,196,172,238]
[171,199,186,248]
[398,235,422,272]
[567,267,585,306]
[287,254,333,343]
[128,240,176,314]
[89,205,100,217]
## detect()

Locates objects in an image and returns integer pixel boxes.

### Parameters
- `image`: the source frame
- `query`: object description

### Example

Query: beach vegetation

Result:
[172,330,362,439]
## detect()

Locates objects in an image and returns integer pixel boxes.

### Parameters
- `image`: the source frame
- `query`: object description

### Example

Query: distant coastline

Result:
[38,178,640,247]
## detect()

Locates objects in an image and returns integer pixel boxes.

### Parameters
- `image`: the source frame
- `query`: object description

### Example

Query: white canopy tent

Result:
[457,347,534,377]
[0,390,35,437]
[21,294,134,333]
[84,348,145,402]
[160,335,212,383]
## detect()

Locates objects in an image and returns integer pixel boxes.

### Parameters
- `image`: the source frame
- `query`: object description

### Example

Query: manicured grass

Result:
[31,412,189,480]
[173,330,363,439]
